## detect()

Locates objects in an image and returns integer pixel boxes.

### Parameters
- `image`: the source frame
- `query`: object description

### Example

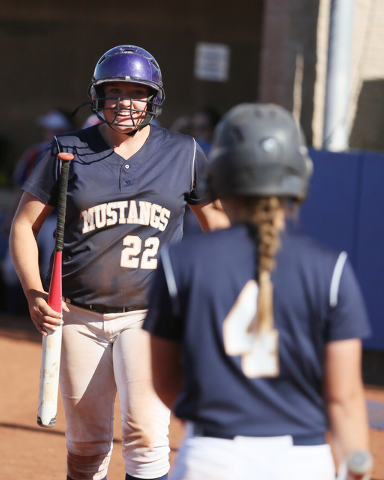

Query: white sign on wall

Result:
[194,42,230,82]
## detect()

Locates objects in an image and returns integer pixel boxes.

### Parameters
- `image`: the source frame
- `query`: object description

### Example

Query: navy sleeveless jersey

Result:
[143,225,371,438]
[22,124,207,308]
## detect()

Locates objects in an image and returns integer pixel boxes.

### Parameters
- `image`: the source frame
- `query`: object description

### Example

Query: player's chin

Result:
[113,119,145,132]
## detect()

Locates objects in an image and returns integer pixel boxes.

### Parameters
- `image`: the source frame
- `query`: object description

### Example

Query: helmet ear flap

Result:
[297,127,313,182]
[146,88,157,114]
[91,85,105,110]
[87,81,97,100]
[304,154,313,180]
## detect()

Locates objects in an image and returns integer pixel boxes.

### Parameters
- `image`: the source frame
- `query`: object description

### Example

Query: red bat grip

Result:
[47,251,62,313]
[55,153,73,252]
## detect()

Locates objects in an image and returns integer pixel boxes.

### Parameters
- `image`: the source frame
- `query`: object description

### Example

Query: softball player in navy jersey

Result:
[144,104,373,480]
[10,45,228,480]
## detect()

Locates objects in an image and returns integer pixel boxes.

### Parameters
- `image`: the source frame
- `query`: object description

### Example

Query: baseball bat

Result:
[37,152,74,428]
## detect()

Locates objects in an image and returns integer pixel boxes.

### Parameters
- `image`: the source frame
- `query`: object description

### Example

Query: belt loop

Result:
[193,424,205,437]
[185,421,195,438]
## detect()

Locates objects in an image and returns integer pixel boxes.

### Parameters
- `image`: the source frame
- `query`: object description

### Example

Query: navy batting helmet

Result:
[207,103,313,201]
[87,45,165,128]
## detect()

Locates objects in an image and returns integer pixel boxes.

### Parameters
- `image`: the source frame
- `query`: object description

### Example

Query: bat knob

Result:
[339,450,373,480]
[37,415,57,428]
[58,152,74,161]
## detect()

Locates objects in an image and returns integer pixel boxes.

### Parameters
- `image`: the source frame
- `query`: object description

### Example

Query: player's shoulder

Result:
[280,232,347,274]
[157,125,195,147]
[54,125,101,148]
[284,231,340,256]
[49,126,112,162]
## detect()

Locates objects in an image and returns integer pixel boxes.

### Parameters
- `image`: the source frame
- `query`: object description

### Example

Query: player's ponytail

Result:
[246,196,281,335]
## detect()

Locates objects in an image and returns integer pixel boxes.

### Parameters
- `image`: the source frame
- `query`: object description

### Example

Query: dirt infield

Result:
[1,314,383,480]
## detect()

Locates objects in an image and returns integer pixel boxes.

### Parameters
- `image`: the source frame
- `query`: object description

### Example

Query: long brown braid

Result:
[245,196,282,334]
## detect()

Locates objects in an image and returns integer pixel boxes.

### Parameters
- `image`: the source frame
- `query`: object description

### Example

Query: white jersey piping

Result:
[191,138,197,192]
[54,135,61,153]
[54,135,62,173]
[329,251,348,308]
[161,246,180,317]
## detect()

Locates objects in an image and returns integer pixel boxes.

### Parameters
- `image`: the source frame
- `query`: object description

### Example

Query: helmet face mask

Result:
[91,86,158,129]
[88,45,165,129]
[207,103,313,202]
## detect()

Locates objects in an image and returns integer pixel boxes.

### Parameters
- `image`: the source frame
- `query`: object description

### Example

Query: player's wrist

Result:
[25,287,48,305]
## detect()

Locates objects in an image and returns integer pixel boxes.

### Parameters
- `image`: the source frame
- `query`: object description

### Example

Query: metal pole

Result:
[323,0,355,151]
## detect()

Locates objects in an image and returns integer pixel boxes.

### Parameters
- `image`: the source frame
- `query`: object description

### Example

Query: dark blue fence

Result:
[299,149,384,351]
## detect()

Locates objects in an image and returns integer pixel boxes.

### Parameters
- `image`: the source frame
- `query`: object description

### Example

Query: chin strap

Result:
[70,101,92,117]
[126,128,139,137]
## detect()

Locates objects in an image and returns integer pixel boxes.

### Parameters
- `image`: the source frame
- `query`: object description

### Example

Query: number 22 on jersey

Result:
[120,235,160,269]
[223,279,279,378]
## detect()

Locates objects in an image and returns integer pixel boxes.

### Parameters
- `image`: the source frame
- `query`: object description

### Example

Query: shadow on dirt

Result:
[0,314,40,342]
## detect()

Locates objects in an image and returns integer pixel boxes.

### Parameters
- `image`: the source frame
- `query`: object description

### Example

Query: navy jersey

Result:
[22,124,207,308]
[143,225,371,438]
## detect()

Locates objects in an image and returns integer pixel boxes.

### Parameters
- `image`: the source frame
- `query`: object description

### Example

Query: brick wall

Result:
[258,0,320,146]
[350,0,384,150]
[259,0,384,151]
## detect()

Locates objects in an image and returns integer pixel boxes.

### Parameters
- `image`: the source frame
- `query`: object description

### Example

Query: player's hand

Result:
[27,289,67,336]
[62,298,70,314]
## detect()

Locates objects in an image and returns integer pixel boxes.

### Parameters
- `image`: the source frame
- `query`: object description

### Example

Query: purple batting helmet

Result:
[87,45,165,129]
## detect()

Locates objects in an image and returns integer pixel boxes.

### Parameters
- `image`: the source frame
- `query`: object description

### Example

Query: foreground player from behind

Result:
[10,45,228,480]
[144,103,373,480]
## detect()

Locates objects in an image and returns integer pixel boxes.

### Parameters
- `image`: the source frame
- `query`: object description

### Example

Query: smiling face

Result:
[101,81,151,131]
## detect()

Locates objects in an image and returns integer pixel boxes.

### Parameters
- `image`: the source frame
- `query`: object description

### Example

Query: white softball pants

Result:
[170,423,335,480]
[61,305,170,480]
